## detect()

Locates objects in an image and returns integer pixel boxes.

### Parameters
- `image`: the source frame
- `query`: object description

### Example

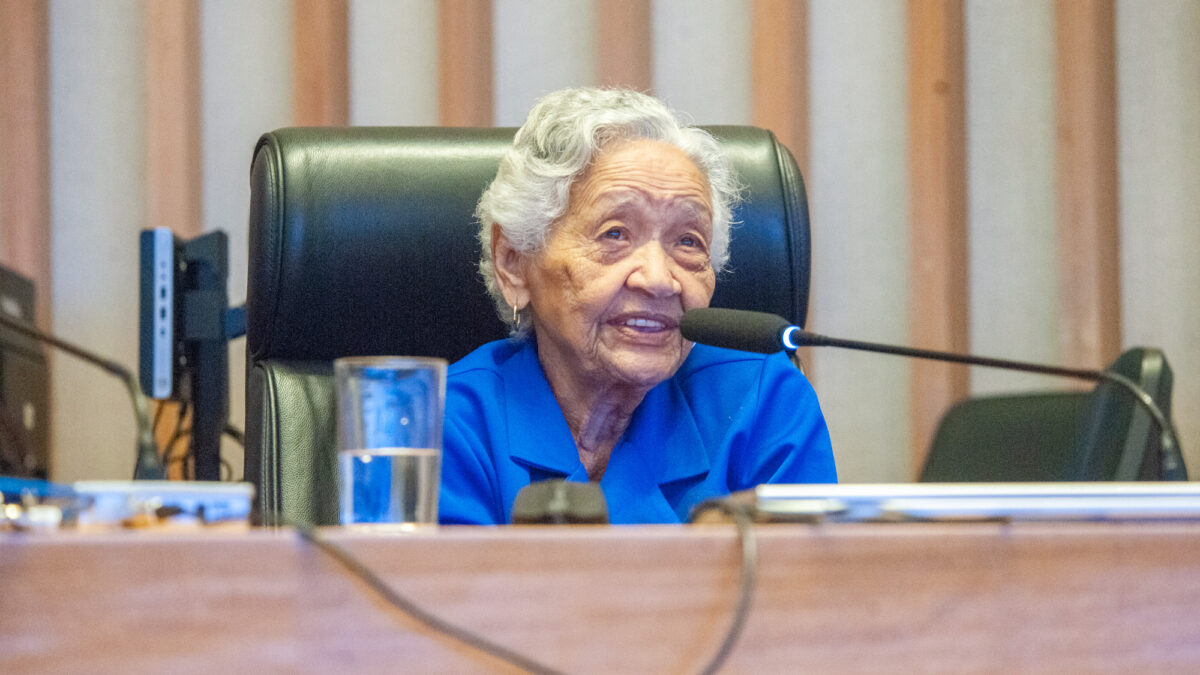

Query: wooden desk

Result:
[3,522,1199,673]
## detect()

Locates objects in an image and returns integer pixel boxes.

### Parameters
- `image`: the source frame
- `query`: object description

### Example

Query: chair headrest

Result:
[247,126,811,365]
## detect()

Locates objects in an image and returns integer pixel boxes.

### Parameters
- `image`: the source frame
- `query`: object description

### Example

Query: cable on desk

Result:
[292,520,565,675]
[691,498,759,675]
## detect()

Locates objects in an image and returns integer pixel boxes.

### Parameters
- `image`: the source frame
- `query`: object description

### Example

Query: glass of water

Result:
[334,356,447,529]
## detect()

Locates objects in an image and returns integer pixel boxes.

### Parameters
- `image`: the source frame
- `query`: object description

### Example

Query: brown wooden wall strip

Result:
[145,0,204,477]
[0,0,52,328]
[750,0,814,379]
[146,0,203,238]
[439,0,494,126]
[293,0,349,127]
[1054,0,1120,370]
[751,0,809,174]
[595,0,652,91]
[907,0,969,472]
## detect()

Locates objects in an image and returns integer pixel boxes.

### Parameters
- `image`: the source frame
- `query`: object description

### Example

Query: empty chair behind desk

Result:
[920,347,1178,482]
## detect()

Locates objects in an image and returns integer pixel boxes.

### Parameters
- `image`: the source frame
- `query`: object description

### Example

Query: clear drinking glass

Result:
[334,356,447,529]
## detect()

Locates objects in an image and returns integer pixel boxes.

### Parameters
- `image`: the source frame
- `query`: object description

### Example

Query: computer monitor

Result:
[138,228,230,481]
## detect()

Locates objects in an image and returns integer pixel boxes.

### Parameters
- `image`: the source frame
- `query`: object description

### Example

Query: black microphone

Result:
[511,479,609,524]
[681,307,1187,481]
[0,311,165,480]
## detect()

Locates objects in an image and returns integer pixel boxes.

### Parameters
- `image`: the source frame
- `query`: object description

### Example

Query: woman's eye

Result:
[602,227,625,240]
[679,234,704,249]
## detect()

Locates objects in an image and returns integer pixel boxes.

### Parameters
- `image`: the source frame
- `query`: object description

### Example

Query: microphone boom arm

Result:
[0,312,165,480]
[790,329,1186,481]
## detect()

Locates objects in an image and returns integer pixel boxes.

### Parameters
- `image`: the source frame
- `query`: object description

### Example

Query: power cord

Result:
[290,518,565,675]
[691,498,760,675]
[151,399,246,482]
[288,504,758,675]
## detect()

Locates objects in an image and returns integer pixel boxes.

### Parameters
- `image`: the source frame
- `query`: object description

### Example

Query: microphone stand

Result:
[791,328,1187,481]
[0,312,165,480]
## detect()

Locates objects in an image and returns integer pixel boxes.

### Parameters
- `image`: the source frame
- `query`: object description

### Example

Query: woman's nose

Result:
[628,242,682,297]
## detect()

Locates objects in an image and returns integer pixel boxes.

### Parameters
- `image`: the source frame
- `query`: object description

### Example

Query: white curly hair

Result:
[476,87,741,336]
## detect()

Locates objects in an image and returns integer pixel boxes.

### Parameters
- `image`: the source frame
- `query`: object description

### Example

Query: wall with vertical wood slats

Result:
[0,0,1195,483]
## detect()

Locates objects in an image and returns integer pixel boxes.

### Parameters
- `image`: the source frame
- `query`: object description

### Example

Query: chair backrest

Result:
[919,346,1178,482]
[1071,347,1175,481]
[918,391,1093,482]
[245,126,813,525]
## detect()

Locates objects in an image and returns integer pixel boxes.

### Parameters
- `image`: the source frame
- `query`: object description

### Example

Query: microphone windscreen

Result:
[681,308,791,354]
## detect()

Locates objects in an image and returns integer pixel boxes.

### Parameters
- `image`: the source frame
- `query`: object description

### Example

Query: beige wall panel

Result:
[965,0,1059,394]
[33,0,1194,488]
[652,0,752,123]
[493,0,595,126]
[808,0,911,482]
[48,0,146,481]
[349,0,438,125]
[202,0,294,480]
[1115,1,1200,472]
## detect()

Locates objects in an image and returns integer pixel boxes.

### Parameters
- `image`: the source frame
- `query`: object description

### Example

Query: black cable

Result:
[162,427,237,482]
[287,503,756,674]
[692,498,759,675]
[162,418,192,479]
[291,520,565,675]
[152,399,166,435]
[222,424,245,446]
[155,411,242,480]
[171,402,191,479]
[163,427,192,470]
[168,402,189,448]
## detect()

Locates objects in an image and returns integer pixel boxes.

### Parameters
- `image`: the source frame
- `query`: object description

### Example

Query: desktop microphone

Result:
[0,311,165,480]
[681,307,1187,481]
[511,479,609,525]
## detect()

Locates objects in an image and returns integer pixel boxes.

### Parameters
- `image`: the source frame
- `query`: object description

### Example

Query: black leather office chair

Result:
[245,126,813,525]
[919,347,1179,482]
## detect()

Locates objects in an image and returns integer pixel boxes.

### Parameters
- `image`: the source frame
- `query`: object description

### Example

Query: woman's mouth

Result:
[622,317,666,331]
[612,314,679,334]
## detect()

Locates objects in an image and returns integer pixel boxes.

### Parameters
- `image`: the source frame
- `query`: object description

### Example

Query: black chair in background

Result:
[244,126,814,526]
[919,347,1178,482]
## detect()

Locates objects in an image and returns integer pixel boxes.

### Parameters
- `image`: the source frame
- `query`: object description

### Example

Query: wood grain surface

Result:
[3,522,1199,673]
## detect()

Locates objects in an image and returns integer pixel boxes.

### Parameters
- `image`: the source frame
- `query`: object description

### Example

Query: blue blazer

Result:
[439,339,836,524]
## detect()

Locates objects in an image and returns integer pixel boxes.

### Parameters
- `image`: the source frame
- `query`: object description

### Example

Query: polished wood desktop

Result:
[3,521,1199,673]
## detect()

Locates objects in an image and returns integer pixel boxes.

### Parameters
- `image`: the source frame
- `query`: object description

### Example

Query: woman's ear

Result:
[491,224,531,309]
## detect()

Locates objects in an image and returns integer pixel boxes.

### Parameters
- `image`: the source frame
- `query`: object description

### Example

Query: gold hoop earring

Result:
[512,304,520,327]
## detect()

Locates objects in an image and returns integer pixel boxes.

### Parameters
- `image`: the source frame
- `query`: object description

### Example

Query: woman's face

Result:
[517,138,717,391]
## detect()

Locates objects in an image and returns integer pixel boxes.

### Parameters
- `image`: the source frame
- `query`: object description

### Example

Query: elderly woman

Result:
[439,87,836,524]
